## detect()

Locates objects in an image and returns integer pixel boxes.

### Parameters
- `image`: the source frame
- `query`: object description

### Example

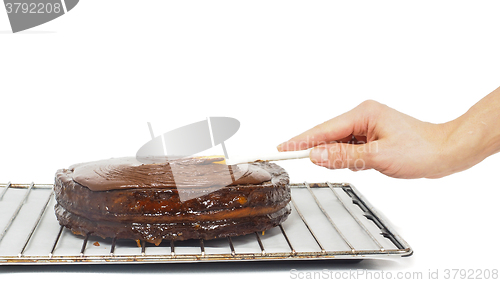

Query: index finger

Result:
[277,101,374,152]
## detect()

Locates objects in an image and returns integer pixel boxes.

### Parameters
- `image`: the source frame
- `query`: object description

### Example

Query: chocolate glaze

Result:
[70,157,272,191]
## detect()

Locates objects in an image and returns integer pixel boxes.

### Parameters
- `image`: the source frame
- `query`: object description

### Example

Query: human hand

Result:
[277,99,496,179]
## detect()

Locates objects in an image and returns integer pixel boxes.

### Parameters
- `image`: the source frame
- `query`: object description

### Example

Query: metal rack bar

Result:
[140,240,146,256]
[326,181,385,251]
[110,237,117,255]
[170,240,175,256]
[290,197,325,253]
[0,182,34,243]
[279,224,295,255]
[227,236,235,256]
[49,225,64,257]
[18,190,55,256]
[80,233,90,256]
[304,182,355,252]
[254,232,265,255]
[0,182,11,201]
[199,239,205,257]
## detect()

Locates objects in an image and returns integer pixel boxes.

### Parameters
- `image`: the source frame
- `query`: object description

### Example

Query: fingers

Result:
[309,142,375,171]
[277,100,381,152]
[277,111,356,152]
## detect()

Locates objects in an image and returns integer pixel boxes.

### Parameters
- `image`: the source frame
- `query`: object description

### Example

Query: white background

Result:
[1,0,499,281]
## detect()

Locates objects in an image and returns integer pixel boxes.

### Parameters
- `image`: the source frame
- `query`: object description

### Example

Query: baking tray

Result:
[0,182,412,265]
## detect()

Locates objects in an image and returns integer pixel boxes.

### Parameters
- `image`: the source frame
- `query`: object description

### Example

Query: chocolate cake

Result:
[54,157,291,245]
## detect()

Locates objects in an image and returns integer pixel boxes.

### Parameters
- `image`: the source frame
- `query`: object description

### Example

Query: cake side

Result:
[54,203,290,243]
[54,158,291,244]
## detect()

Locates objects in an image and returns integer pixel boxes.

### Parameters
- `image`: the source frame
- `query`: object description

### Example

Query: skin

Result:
[277,87,500,179]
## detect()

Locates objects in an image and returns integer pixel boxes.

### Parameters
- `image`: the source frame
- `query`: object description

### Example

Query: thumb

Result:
[309,142,373,170]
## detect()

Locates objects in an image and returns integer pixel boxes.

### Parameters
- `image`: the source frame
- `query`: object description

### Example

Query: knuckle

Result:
[358,99,383,113]
[356,100,386,127]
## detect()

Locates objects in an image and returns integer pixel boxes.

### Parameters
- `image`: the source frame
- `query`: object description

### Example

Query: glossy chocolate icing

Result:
[70,157,272,191]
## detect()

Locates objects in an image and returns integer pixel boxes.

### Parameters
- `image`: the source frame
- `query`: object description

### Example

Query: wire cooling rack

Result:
[0,182,412,265]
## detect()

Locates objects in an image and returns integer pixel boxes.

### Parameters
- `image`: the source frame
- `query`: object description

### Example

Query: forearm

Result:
[442,87,500,175]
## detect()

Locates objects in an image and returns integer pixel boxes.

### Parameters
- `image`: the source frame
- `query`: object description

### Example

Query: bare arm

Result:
[277,87,500,179]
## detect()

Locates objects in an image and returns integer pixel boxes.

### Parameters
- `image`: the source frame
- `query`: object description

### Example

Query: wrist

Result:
[437,112,491,177]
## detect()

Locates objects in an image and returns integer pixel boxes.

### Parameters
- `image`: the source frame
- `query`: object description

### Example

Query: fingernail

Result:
[277,142,287,152]
[310,147,329,163]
